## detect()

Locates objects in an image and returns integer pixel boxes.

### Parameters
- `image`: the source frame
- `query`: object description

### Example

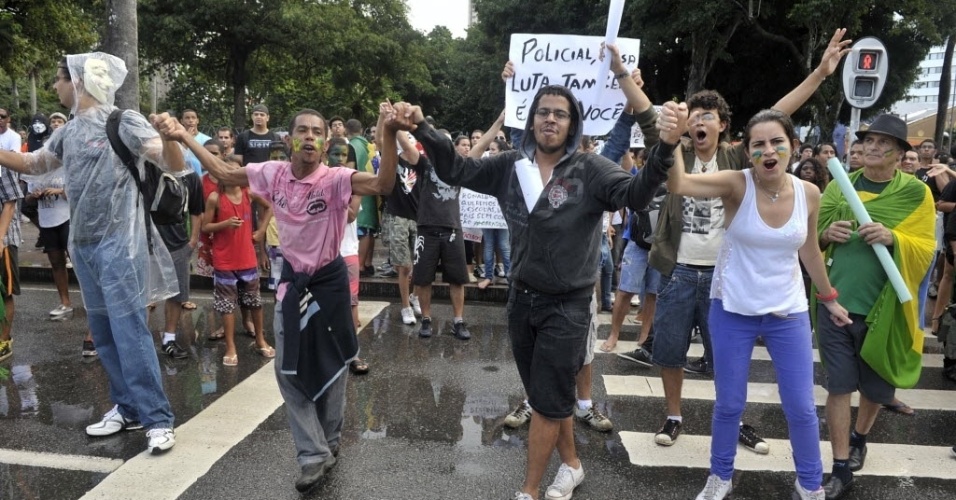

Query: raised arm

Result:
[352,102,398,196]
[660,101,741,200]
[772,28,851,115]
[167,124,249,187]
[469,110,505,158]
[604,43,653,116]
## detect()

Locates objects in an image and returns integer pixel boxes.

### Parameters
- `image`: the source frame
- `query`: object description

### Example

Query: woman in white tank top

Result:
[658,105,852,500]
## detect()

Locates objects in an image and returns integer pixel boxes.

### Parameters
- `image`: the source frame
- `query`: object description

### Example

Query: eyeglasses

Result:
[535,108,571,121]
[689,112,718,125]
[0,114,7,120]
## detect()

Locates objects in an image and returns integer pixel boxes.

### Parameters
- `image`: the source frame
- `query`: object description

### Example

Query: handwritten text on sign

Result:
[505,34,641,136]
[460,189,507,230]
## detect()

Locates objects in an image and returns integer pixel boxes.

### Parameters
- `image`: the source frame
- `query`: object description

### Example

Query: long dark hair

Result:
[793,157,829,192]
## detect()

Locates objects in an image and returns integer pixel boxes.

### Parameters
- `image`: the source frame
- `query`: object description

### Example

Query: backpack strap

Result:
[105,109,156,254]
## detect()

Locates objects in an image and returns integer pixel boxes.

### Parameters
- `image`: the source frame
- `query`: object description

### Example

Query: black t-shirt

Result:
[234,129,278,165]
[385,158,419,220]
[915,167,944,202]
[409,155,460,229]
[156,173,205,251]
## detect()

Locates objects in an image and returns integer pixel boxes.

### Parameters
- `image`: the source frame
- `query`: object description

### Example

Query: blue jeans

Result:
[482,228,511,279]
[72,240,174,429]
[649,264,713,368]
[599,238,613,309]
[709,300,822,491]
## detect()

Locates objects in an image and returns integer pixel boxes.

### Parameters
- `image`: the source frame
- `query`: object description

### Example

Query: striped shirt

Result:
[0,166,23,247]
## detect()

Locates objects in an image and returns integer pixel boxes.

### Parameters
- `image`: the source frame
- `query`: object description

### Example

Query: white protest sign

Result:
[505,34,640,136]
[459,188,507,230]
[630,123,645,148]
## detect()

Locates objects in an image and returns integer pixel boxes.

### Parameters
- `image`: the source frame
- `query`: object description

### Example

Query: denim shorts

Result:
[650,264,714,368]
[507,284,592,419]
[816,304,895,405]
[619,241,661,296]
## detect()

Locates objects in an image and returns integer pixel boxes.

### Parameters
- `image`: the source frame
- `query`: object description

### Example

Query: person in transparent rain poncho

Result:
[0,52,187,454]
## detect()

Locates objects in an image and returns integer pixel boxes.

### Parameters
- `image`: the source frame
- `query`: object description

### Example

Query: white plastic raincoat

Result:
[19,52,182,312]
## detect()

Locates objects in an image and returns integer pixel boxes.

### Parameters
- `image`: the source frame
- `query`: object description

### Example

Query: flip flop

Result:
[477,279,493,290]
[208,327,225,341]
[255,346,276,358]
[181,301,197,310]
[222,354,238,366]
[882,401,915,416]
[599,340,617,353]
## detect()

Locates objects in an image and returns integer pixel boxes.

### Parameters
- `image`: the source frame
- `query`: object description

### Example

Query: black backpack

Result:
[106,110,187,252]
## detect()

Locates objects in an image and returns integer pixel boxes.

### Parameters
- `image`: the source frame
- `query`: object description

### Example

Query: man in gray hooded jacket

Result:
[0,52,186,454]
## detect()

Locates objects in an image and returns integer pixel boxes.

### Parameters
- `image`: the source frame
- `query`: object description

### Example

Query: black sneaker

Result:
[950,445,955,459]
[683,357,712,375]
[419,317,433,338]
[82,340,98,357]
[162,341,188,359]
[823,473,853,500]
[738,424,769,454]
[848,444,867,472]
[452,321,471,340]
[617,348,652,367]
[380,268,398,278]
[654,418,682,446]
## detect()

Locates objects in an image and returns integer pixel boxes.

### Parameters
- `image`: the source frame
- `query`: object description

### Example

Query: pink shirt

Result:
[246,161,354,298]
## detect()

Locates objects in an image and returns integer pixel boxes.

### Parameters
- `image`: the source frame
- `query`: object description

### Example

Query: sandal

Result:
[244,320,257,338]
[599,340,617,353]
[255,346,276,358]
[181,301,198,310]
[477,278,493,290]
[222,354,238,366]
[882,400,915,416]
[350,358,370,375]
[208,327,225,341]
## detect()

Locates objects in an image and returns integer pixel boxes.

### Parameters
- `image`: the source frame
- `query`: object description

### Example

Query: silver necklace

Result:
[755,175,784,203]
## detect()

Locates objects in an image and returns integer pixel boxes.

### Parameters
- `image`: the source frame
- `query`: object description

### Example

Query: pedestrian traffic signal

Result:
[842,37,889,109]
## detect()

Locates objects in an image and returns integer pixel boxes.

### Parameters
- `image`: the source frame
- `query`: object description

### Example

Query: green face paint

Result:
[776,146,789,159]
[291,138,303,153]
[329,145,349,166]
[751,150,763,161]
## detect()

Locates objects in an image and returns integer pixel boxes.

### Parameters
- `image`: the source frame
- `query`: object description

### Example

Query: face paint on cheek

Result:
[751,150,763,162]
[776,146,789,159]
[291,138,303,153]
[884,150,896,158]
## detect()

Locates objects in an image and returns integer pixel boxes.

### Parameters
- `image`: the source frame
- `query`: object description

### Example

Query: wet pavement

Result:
[2,223,956,499]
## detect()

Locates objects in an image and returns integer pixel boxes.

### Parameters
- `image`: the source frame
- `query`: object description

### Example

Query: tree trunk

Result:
[230,48,249,130]
[28,70,36,116]
[11,79,19,118]
[935,36,955,152]
[104,0,139,111]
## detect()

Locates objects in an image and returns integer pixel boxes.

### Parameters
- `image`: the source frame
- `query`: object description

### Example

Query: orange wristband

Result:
[815,288,839,302]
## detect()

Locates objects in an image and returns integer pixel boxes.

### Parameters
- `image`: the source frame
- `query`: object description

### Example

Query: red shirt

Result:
[211,188,257,271]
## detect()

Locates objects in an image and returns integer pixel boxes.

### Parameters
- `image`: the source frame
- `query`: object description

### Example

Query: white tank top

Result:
[711,169,808,316]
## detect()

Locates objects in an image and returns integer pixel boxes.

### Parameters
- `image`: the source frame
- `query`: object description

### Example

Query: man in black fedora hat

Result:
[815,114,937,499]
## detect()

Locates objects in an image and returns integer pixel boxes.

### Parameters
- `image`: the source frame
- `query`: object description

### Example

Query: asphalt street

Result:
[1,278,955,499]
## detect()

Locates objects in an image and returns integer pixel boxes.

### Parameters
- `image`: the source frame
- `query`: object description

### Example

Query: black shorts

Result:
[40,221,70,253]
[413,226,469,286]
[0,245,20,297]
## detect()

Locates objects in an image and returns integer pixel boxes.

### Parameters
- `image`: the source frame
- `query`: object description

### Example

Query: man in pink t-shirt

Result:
[168,106,399,494]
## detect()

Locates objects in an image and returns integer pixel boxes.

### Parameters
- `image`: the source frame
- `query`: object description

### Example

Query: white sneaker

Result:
[793,479,825,500]
[630,295,641,307]
[49,304,74,318]
[409,294,422,316]
[503,401,532,428]
[85,405,143,436]
[147,428,176,454]
[573,404,613,431]
[696,474,732,500]
[546,463,584,500]
[512,493,533,500]
[401,306,416,325]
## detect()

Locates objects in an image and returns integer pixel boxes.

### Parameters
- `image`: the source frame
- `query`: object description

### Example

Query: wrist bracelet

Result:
[614,70,630,80]
[816,287,839,302]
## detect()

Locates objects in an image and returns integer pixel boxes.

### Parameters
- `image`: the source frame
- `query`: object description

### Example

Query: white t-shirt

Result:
[0,128,21,153]
[28,177,70,228]
[676,155,725,266]
[340,206,360,257]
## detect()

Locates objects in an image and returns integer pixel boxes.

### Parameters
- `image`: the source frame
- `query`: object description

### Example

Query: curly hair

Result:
[687,90,732,142]
[793,158,829,193]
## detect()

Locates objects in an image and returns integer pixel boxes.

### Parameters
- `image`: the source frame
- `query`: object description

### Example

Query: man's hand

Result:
[823,220,854,244]
[601,42,627,75]
[502,60,515,82]
[631,68,644,89]
[658,101,688,146]
[814,28,852,78]
[379,101,400,132]
[858,222,893,246]
[389,102,425,131]
[151,113,187,142]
